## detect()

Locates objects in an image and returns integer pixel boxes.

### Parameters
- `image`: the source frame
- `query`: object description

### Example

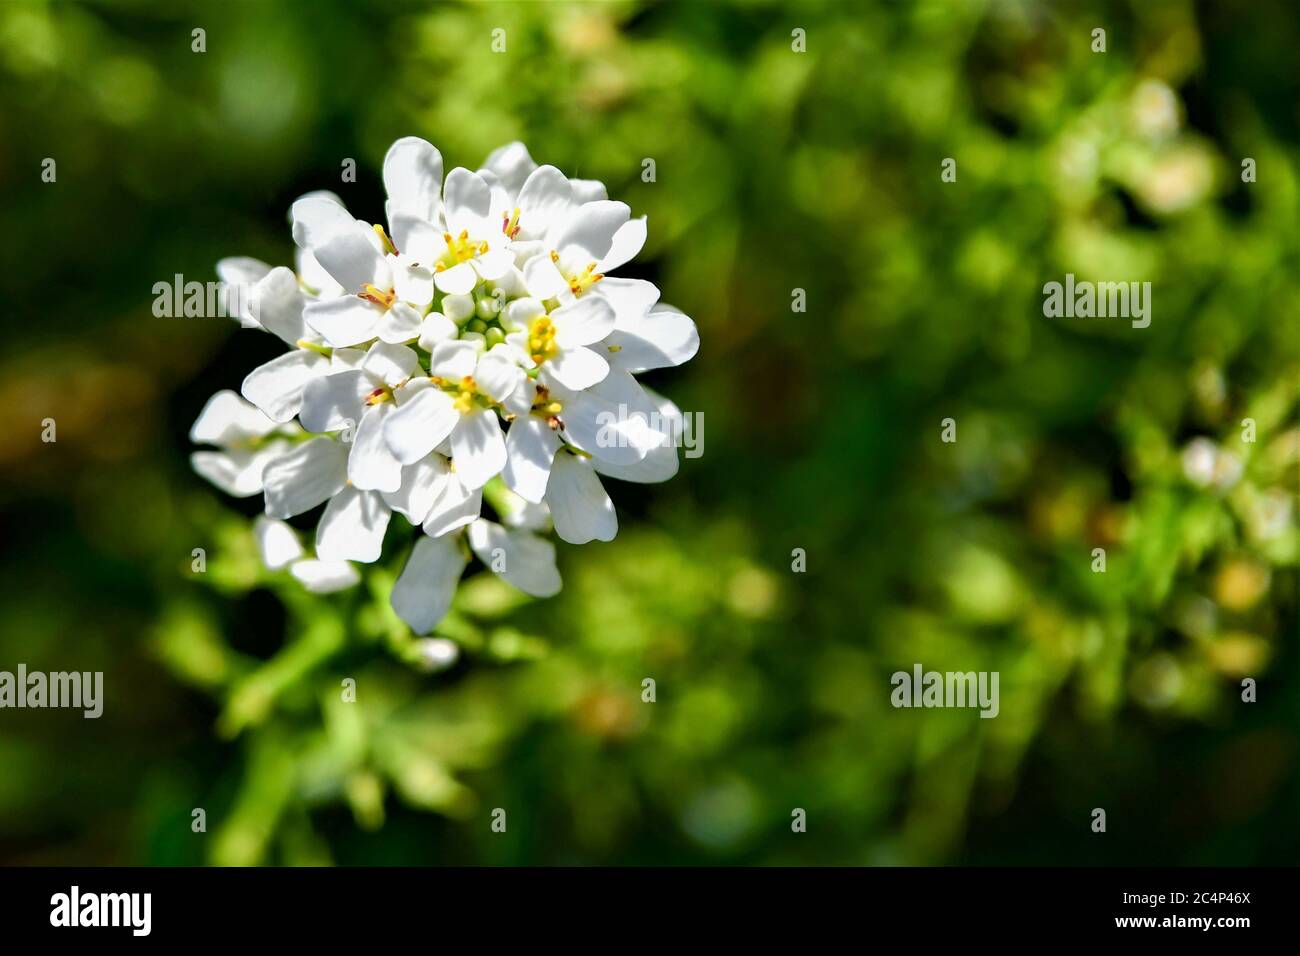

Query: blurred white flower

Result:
[189,391,296,497]
[253,516,359,593]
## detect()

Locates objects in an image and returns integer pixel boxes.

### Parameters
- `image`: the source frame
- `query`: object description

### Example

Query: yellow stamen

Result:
[566,261,604,296]
[451,375,477,414]
[527,315,559,366]
[373,223,398,256]
[442,229,488,267]
[502,207,522,239]
[358,283,396,309]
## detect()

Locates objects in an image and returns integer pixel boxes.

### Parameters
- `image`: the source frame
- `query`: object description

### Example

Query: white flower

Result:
[501,294,616,390]
[261,436,348,520]
[295,213,435,348]
[381,339,517,490]
[501,385,684,544]
[291,140,445,348]
[389,513,563,635]
[500,366,660,506]
[298,340,420,494]
[238,268,335,423]
[189,391,296,497]
[195,136,698,634]
[254,516,360,594]
[479,141,609,209]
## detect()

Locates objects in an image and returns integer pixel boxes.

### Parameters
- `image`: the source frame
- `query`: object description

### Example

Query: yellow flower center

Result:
[452,375,478,413]
[550,250,603,296]
[528,315,559,366]
[364,386,394,406]
[436,230,489,271]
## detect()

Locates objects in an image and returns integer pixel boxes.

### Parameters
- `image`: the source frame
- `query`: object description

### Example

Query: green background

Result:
[0,0,1297,865]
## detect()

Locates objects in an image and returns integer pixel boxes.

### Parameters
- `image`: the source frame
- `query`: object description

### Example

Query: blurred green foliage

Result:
[0,0,1297,865]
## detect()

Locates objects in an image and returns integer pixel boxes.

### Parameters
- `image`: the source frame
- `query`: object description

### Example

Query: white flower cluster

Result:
[190,138,698,632]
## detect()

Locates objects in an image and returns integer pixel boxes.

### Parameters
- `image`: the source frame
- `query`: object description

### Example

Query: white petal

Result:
[593,389,681,484]
[383,136,444,224]
[330,347,367,371]
[500,378,535,418]
[548,200,630,260]
[190,390,278,445]
[491,263,532,300]
[479,168,512,218]
[290,194,355,249]
[248,267,308,345]
[521,254,569,300]
[417,312,457,350]
[389,212,442,262]
[479,141,537,200]
[299,369,368,434]
[433,260,478,295]
[606,305,699,372]
[515,165,575,238]
[449,408,506,489]
[498,492,552,532]
[392,259,435,305]
[216,256,272,287]
[552,295,615,347]
[241,350,329,423]
[296,247,343,299]
[376,301,424,344]
[467,519,561,598]
[304,295,384,348]
[390,535,468,634]
[348,404,403,493]
[569,178,608,204]
[362,341,420,387]
[383,386,458,465]
[502,296,545,332]
[442,167,492,236]
[473,346,525,403]
[422,474,482,537]
[316,486,391,563]
[550,368,655,465]
[472,248,514,282]
[313,224,388,294]
[546,345,610,390]
[290,559,360,593]
[382,453,449,525]
[262,437,348,519]
[428,338,479,379]
[503,415,561,503]
[254,515,304,570]
[594,277,660,324]
[598,216,647,272]
[546,451,617,544]
[190,443,285,498]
